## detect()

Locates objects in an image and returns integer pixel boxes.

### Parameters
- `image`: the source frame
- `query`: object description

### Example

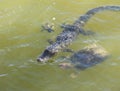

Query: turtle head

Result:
[37,49,56,63]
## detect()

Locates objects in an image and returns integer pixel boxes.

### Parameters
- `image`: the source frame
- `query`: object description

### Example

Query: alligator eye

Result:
[43,50,55,57]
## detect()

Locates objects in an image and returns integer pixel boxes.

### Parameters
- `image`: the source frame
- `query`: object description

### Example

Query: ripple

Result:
[0,73,8,77]
[0,49,6,55]
[109,62,118,66]
[117,57,120,60]
[16,43,30,48]
[83,39,99,43]
[71,0,97,5]
[8,35,24,40]
[18,62,30,68]
[98,35,120,40]
[8,64,15,67]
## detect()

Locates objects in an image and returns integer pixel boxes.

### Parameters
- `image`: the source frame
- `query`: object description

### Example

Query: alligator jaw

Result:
[37,57,49,63]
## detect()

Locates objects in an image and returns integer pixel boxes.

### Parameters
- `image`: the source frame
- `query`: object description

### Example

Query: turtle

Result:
[41,23,55,33]
[59,44,109,70]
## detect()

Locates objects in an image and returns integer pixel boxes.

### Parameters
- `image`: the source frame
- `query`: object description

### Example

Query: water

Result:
[0,0,120,91]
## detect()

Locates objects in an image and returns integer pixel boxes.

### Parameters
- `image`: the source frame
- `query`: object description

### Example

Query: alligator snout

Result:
[37,57,48,62]
[37,58,42,62]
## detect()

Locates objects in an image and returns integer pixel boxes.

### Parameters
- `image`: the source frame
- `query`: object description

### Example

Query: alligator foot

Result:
[47,39,54,44]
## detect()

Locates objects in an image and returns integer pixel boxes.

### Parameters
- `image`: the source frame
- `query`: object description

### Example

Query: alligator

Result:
[59,44,109,70]
[37,6,120,62]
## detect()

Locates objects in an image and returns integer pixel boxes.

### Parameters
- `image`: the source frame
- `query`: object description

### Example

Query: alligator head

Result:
[37,49,56,62]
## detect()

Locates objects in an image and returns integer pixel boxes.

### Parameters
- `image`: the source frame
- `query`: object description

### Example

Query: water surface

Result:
[0,0,120,91]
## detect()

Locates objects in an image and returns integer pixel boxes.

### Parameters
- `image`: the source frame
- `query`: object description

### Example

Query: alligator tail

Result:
[74,6,120,26]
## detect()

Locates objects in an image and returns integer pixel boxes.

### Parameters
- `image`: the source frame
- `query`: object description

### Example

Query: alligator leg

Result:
[47,39,54,44]
[79,28,95,35]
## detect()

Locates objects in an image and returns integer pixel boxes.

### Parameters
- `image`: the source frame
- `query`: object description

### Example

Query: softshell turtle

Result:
[59,44,109,70]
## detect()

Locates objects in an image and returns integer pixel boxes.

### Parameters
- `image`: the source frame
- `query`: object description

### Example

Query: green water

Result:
[0,0,120,91]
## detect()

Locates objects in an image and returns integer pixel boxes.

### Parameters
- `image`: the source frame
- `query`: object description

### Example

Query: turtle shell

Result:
[70,44,109,69]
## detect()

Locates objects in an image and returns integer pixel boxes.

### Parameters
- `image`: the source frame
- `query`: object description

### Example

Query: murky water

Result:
[0,0,120,91]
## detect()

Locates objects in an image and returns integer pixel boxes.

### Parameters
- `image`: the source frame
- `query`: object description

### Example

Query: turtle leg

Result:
[59,62,73,69]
